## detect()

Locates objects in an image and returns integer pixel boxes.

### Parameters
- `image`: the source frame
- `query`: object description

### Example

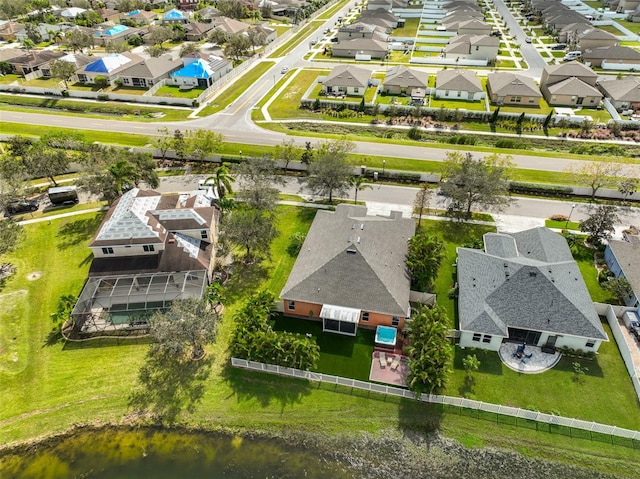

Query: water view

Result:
[0,428,354,479]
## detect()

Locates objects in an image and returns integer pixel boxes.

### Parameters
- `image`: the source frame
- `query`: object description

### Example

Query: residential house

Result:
[617,0,640,12]
[434,69,484,100]
[93,24,142,46]
[544,11,588,33]
[577,28,619,51]
[367,0,393,11]
[6,50,65,76]
[76,52,143,85]
[336,22,381,41]
[212,16,251,38]
[540,61,602,107]
[382,66,428,97]
[331,35,388,60]
[59,7,86,20]
[630,5,640,22]
[15,22,72,43]
[597,76,640,111]
[179,0,200,10]
[170,55,233,88]
[605,234,640,307]
[71,188,218,331]
[444,34,499,62]
[323,65,371,96]
[185,22,215,41]
[453,18,492,36]
[162,9,190,24]
[360,9,404,29]
[352,16,394,34]
[280,204,415,336]
[582,45,640,68]
[123,9,158,26]
[251,24,277,44]
[117,55,181,88]
[197,6,220,23]
[40,52,93,80]
[457,228,608,352]
[96,8,123,23]
[487,72,543,106]
[0,49,24,65]
[0,21,24,41]
[558,22,592,45]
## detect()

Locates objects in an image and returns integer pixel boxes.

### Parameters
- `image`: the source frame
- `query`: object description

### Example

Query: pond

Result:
[0,428,354,479]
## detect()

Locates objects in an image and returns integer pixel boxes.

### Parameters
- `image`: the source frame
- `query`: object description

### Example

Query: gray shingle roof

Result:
[607,238,640,299]
[598,76,640,102]
[579,28,618,41]
[547,77,602,97]
[436,69,482,92]
[117,54,180,79]
[544,61,598,79]
[323,65,371,88]
[583,45,640,61]
[281,205,415,317]
[384,66,428,89]
[487,72,542,98]
[457,227,607,341]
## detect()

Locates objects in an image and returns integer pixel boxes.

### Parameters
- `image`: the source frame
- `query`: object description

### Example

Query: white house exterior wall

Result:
[90,243,164,258]
[434,89,484,100]
[459,331,504,351]
[605,245,640,307]
[173,228,211,242]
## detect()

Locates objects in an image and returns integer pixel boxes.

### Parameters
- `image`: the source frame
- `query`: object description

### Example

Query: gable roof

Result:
[598,76,640,102]
[488,72,542,97]
[118,55,180,79]
[214,16,250,34]
[171,58,214,79]
[324,65,371,88]
[458,227,608,341]
[579,28,618,42]
[7,50,65,67]
[607,237,640,298]
[383,65,428,89]
[583,45,640,61]
[164,8,187,19]
[281,205,415,317]
[436,68,482,92]
[544,60,598,79]
[547,77,602,97]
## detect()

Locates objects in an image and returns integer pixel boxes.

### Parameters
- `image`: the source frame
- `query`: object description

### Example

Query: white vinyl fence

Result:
[604,305,640,402]
[231,357,640,444]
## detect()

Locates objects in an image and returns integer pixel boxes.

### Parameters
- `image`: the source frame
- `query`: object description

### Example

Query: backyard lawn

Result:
[392,18,419,37]
[154,85,206,99]
[429,98,487,111]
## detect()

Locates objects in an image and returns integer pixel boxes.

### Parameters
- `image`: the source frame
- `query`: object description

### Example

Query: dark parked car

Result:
[551,43,567,50]
[6,199,39,215]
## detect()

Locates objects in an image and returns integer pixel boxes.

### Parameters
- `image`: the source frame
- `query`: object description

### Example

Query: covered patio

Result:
[321,304,360,336]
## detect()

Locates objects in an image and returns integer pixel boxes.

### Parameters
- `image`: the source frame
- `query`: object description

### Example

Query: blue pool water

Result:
[375,325,397,346]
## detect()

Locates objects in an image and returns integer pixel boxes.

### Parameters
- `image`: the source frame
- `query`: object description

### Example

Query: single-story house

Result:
[70,187,218,333]
[434,69,484,100]
[0,48,26,65]
[123,9,158,25]
[161,8,190,24]
[331,36,388,60]
[96,8,123,23]
[322,65,371,96]
[212,16,250,37]
[367,0,393,11]
[251,24,277,44]
[76,52,143,85]
[15,22,72,43]
[582,45,640,68]
[381,65,428,96]
[337,22,379,40]
[39,52,93,79]
[455,18,492,36]
[544,77,602,107]
[558,22,593,44]
[117,55,182,88]
[444,34,499,62]
[577,28,619,51]
[359,8,403,28]
[280,204,415,336]
[185,21,215,41]
[487,72,543,106]
[0,21,25,41]
[59,7,86,20]
[605,234,640,308]
[457,227,608,352]
[170,55,233,88]
[197,6,220,22]
[597,76,640,111]
[93,24,142,46]
[6,50,65,76]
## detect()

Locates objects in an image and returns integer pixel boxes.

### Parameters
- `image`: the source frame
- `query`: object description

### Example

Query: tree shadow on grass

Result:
[223,261,269,305]
[397,395,444,434]
[221,366,312,413]
[56,215,105,250]
[128,349,213,424]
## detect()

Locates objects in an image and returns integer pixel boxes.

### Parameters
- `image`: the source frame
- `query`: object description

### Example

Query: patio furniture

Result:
[390,356,401,371]
[379,351,386,368]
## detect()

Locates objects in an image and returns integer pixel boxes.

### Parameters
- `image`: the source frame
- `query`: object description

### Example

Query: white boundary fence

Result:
[231,357,640,444]
[604,304,640,402]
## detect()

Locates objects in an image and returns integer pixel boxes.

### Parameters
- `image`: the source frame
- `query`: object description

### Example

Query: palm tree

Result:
[349,175,372,204]
[108,159,138,196]
[204,164,235,199]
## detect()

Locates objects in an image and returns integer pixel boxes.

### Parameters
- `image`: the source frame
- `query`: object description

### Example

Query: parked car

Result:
[551,43,567,50]
[281,65,289,74]
[563,51,582,61]
[524,36,532,43]
[330,37,339,42]
[6,199,39,215]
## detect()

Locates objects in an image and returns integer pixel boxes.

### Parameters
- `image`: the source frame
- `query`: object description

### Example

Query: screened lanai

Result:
[71,270,207,334]
[321,304,361,336]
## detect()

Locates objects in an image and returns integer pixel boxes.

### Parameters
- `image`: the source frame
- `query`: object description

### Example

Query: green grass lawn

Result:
[614,20,640,35]
[197,61,275,116]
[545,219,581,230]
[392,17,419,37]
[490,98,553,115]
[269,23,317,58]
[271,314,375,380]
[154,85,206,99]
[21,77,63,88]
[598,24,625,35]
[0,74,23,84]
[430,98,487,111]
[573,108,612,123]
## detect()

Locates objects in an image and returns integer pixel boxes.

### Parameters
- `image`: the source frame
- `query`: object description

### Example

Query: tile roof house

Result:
[76,52,143,85]
[281,204,415,336]
[597,76,640,111]
[322,65,371,96]
[185,21,215,41]
[434,69,484,100]
[117,54,182,88]
[212,16,250,37]
[70,188,218,333]
[540,61,601,107]
[170,55,233,88]
[331,34,388,59]
[487,72,543,106]
[457,227,608,352]
[605,234,640,307]
[582,45,640,68]
[444,34,499,62]
[381,66,428,96]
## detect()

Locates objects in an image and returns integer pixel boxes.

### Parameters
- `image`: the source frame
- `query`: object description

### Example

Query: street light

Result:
[382,159,386,176]
[566,204,576,229]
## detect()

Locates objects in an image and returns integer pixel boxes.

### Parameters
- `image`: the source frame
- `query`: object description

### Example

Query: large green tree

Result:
[235,156,282,211]
[579,205,619,244]
[406,231,445,292]
[224,33,250,61]
[203,164,235,199]
[440,152,512,219]
[221,207,278,263]
[568,160,623,201]
[185,129,224,162]
[0,218,22,256]
[404,305,451,396]
[305,139,355,202]
[49,59,77,89]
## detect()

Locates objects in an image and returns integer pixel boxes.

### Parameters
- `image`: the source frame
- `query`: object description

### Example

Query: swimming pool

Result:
[375,325,397,347]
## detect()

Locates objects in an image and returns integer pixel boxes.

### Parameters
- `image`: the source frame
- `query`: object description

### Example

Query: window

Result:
[391,316,400,326]
[457,90,461,97]
[512,96,521,103]
[475,45,479,51]
[586,340,595,348]
[353,87,359,93]
[362,312,369,322]
[287,300,295,310]
[472,333,481,342]
[551,95,557,102]
[482,335,492,343]
[143,245,155,252]
[200,230,208,239]
[101,247,114,255]
[78,74,87,83]
[528,97,535,103]
[122,78,130,84]
[445,90,449,96]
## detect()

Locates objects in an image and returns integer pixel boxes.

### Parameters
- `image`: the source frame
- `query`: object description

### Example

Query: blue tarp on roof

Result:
[164,9,185,19]
[102,24,129,36]
[171,59,212,79]
[126,9,140,16]
[84,53,132,73]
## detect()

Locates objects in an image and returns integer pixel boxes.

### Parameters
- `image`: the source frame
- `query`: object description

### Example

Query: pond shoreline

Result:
[0,422,623,479]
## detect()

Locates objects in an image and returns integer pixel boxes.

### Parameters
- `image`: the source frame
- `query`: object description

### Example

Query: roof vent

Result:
[346,248,357,254]
[356,236,361,243]
[529,271,537,277]
[360,223,364,230]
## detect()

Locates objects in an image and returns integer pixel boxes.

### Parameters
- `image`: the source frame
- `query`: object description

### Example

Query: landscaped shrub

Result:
[569,143,625,156]
[598,268,614,283]
[508,182,573,197]
[94,76,109,89]
[447,135,477,145]
[549,214,569,222]
[495,139,528,149]
[407,126,422,140]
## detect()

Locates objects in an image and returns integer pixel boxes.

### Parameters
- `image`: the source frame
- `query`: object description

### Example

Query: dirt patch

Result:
[26,272,42,281]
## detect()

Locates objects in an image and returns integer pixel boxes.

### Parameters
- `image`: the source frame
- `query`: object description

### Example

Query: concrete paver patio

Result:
[499,342,561,374]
